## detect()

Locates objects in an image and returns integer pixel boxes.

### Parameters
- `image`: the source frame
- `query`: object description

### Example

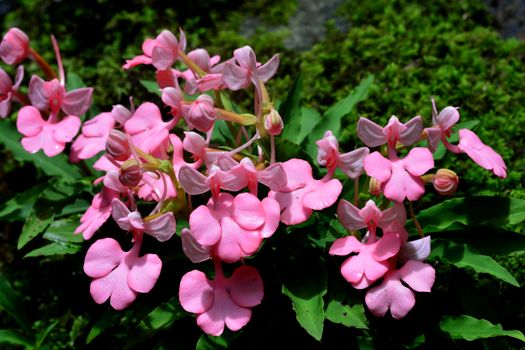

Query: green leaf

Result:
[0,119,82,180]
[415,197,525,234]
[0,275,32,333]
[282,255,327,341]
[304,74,374,157]
[24,243,81,258]
[139,297,186,331]
[86,310,129,343]
[196,334,230,350]
[429,239,519,287]
[280,74,303,143]
[0,329,34,348]
[0,183,48,222]
[140,79,161,96]
[297,107,322,145]
[43,217,84,244]
[440,315,525,342]
[18,204,55,250]
[35,320,59,348]
[57,198,90,218]
[325,301,368,330]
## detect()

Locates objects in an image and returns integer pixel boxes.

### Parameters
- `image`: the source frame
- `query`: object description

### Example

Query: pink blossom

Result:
[222,46,279,90]
[28,75,92,117]
[70,112,116,162]
[364,148,434,202]
[189,192,280,263]
[316,130,369,178]
[263,108,284,136]
[84,238,162,310]
[425,106,459,152]
[179,265,263,336]
[357,115,423,149]
[75,187,119,240]
[0,28,29,65]
[268,159,342,225]
[0,65,23,118]
[175,48,222,94]
[457,129,506,178]
[138,172,178,201]
[365,260,435,319]
[329,231,402,289]
[186,94,216,132]
[16,105,81,157]
[181,228,211,263]
[123,29,186,70]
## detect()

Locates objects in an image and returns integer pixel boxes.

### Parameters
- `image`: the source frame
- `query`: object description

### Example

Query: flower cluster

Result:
[0,25,507,336]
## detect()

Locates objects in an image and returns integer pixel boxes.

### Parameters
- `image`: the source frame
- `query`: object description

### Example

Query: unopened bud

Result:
[263,108,283,136]
[433,169,459,196]
[369,177,382,196]
[106,129,131,161]
[187,94,215,132]
[111,104,131,125]
[119,160,142,187]
[0,28,29,65]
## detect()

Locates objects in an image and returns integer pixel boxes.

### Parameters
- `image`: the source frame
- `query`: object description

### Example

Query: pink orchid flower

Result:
[16,105,81,157]
[174,48,222,94]
[357,116,423,151]
[28,75,93,117]
[457,129,507,178]
[75,187,119,240]
[329,228,403,289]
[84,237,162,310]
[179,265,263,336]
[70,112,116,162]
[189,192,280,263]
[0,27,29,65]
[268,158,342,225]
[0,65,23,118]
[316,130,370,178]
[222,46,279,91]
[111,199,176,242]
[424,106,459,152]
[123,29,186,70]
[337,199,406,238]
[365,260,435,319]
[364,147,434,202]
[138,172,178,202]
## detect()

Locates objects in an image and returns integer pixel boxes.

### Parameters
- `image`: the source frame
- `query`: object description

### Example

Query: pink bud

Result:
[0,28,29,65]
[369,177,382,196]
[119,160,142,187]
[106,129,131,161]
[263,108,283,136]
[111,104,132,124]
[433,169,458,196]
[186,94,215,132]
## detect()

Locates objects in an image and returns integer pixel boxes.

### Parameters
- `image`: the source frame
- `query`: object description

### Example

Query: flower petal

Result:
[228,266,264,308]
[127,253,162,293]
[179,270,214,314]
[84,238,124,278]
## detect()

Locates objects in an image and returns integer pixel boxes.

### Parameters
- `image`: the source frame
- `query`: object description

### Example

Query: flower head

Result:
[0,28,29,65]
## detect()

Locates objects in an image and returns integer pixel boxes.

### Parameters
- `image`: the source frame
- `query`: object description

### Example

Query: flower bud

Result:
[369,177,382,196]
[106,129,131,161]
[186,94,215,132]
[433,168,459,196]
[263,108,283,136]
[119,159,142,187]
[0,28,29,65]
[111,104,131,125]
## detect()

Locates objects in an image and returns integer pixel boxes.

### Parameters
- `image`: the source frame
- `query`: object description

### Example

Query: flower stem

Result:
[408,201,424,238]
[29,48,57,80]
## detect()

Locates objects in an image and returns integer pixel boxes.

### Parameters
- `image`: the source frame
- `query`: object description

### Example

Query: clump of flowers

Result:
[0,25,508,338]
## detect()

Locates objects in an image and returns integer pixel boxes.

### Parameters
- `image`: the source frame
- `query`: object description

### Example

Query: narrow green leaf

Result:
[282,255,327,341]
[196,334,229,350]
[0,329,34,348]
[57,198,90,218]
[325,301,368,330]
[43,217,84,244]
[429,239,519,287]
[140,79,161,96]
[35,320,59,348]
[0,119,82,180]
[416,197,525,234]
[0,183,48,222]
[280,74,303,144]
[297,107,322,145]
[86,310,129,343]
[0,275,32,333]
[139,297,186,331]
[440,315,525,342]
[24,243,81,258]
[18,205,54,249]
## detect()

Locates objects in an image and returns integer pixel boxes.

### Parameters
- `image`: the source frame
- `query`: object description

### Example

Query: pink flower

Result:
[16,106,81,157]
[222,46,279,90]
[84,238,162,310]
[424,106,459,152]
[189,192,280,263]
[70,112,116,162]
[175,48,222,94]
[457,129,506,178]
[357,115,423,149]
[123,29,186,70]
[179,265,263,336]
[138,172,178,201]
[364,148,434,202]
[28,75,93,117]
[268,159,342,225]
[0,28,29,65]
[185,94,216,132]
[365,260,435,319]
[75,187,118,240]
[316,130,369,178]
[329,231,402,289]
[111,199,176,242]
[0,65,23,118]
